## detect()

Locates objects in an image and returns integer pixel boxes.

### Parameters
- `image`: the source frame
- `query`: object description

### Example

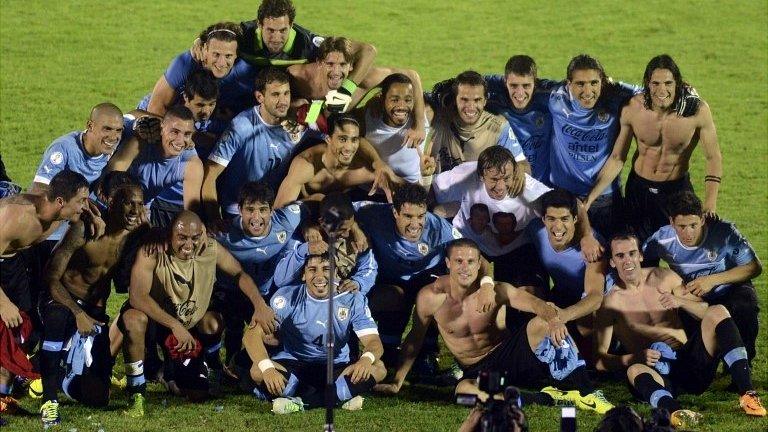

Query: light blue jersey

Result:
[270,284,378,364]
[548,82,639,196]
[137,52,257,118]
[208,107,322,216]
[127,145,197,206]
[643,221,758,298]
[354,202,461,285]
[215,203,306,296]
[486,75,553,184]
[274,241,378,295]
[527,218,605,308]
[33,131,110,241]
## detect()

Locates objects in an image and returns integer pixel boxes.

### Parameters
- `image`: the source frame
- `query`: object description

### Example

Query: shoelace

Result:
[592,390,610,403]
[746,392,763,407]
[41,402,58,419]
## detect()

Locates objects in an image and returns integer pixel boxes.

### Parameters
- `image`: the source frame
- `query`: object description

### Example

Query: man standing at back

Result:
[585,55,722,244]
[486,55,554,184]
[548,55,638,237]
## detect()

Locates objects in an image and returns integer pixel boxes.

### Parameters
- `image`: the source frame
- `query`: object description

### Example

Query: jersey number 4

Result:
[312,335,324,348]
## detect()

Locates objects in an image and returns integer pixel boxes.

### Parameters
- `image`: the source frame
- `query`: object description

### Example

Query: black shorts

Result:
[150,199,184,229]
[666,326,717,396]
[489,243,548,290]
[278,359,351,390]
[0,253,32,312]
[459,323,549,389]
[208,287,256,324]
[584,191,623,240]
[624,170,693,244]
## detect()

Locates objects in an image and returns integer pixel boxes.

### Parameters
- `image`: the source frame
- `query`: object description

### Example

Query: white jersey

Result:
[364,108,428,184]
[433,161,551,256]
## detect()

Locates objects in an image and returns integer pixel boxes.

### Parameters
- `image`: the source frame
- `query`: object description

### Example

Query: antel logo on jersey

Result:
[560,125,607,142]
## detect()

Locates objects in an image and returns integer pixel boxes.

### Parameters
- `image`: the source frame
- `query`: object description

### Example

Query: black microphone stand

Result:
[321,208,342,432]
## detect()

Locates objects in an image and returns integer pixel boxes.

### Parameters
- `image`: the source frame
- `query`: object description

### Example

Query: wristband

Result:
[361,352,376,363]
[704,175,721,183]
[257,359,275,373]
[480,276,494,287]
[340,78,358,96]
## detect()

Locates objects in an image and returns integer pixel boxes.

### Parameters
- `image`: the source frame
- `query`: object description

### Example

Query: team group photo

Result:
[0,0,766,430]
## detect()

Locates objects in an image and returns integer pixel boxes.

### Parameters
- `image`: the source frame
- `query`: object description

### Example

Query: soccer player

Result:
[527,189,608,358]
[594,234,765,425]
[143,22,257,119]
[287,37,426,145]
[585,55,722,243]
[212,181,307,365]
[376,239,614,415]
[432,146,602,287]
[547,54,639,237]
[118,211,275,416]
[272,114,402,208]
[273,193,377,294]
[202,67,323,223]
[38,182,147,427]
[351,73,432,184]
[642,191,761,361]
[429,70,529,181]
[239,253,386,413]
[0,171,93,411]
[106,106,203,228]
[486,55,555,184]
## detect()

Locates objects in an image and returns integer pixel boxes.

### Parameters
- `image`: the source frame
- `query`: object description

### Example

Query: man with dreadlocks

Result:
[584,54,722,245]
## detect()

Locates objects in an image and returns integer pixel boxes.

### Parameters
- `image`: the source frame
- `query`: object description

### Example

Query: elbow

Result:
[360,42,377,61]
[751,260,762,278]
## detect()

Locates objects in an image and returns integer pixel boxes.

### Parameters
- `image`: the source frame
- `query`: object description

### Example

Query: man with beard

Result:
[585,55,722,244]
[594,234,765,426]
[428,70,529,187]
[119,211,275,416]
[106,106,203,228]
[202,67,323,224]
[38,182,147,428]
[0,171,93,415]
[547,55,639,238]
[288,37,426,146]
[273,114,402,208]
[238,254,386,413]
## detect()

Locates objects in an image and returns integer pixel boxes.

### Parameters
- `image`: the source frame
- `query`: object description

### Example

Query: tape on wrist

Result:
[361,352,376,363]
[480,276,494,287]
[257,359,275,373]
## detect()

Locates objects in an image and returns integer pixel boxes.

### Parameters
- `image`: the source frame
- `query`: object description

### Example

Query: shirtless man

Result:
[38,182,147,427]
[376,239,614,414]
[0,170,94,413]
[288,36,426,146]
[595,234,765,426]
[119,211,276,416]
[585,55,722,243]
[273,114,402,208]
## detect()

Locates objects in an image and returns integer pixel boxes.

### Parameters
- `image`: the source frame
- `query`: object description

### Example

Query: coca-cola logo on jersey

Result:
[560,125,607,142]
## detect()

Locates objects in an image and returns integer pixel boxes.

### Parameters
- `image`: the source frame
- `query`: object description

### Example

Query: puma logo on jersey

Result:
[316,320,327,328]
[255,247,267,255]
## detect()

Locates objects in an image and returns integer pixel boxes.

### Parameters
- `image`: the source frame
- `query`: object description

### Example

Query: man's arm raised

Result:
[182,156,204,213]
[104,136,142,173]
[201,160,226,226]
[214,240,277,334]
[273,152,315,209]
[696,102,722,217]
[146,76,176,117]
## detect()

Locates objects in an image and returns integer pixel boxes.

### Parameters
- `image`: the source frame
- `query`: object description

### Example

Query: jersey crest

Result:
[273,296,287,309]
[707,249,718,261]
[597,110,609,122]
[337,306,349,321]
[417,242,429,256]
[277,231,287,243]
[50,151,64,165]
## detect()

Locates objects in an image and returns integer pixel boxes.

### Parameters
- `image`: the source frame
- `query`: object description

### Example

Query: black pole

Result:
[323,231,337,432]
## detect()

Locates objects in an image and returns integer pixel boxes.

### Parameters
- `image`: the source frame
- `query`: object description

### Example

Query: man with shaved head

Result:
[118,211,276,416]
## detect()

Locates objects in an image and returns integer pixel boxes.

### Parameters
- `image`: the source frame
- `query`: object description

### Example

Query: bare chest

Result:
[633,113,698,154]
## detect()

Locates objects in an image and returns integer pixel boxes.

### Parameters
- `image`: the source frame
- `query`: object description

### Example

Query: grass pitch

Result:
[1,0,766,430]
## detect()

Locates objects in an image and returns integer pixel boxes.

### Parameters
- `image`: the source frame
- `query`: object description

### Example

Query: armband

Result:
[704,175,721,183]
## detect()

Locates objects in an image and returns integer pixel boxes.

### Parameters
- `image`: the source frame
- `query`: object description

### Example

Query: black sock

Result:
[40,348,63,402]
[374,311,409,348]
[633,373,680,412]
[198,334,223,370]
[715,318,752,394]
[522,391,554,406]
[565,366,593,395]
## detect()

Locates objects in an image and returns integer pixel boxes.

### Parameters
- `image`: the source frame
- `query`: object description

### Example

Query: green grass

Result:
[1,0,766,430]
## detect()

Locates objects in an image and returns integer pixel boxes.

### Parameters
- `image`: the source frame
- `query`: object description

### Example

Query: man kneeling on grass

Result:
[238,253,386,413]
[375,238,614,414]
[594,233,765,429]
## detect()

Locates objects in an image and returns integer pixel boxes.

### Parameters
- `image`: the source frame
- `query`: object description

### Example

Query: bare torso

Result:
[300,146,376,197]
[60,227,135,307]
[429,282,507,367]
[626,95,702,182]
[0,195,61,257]
[288,63,329,100]
[602,268,686,351]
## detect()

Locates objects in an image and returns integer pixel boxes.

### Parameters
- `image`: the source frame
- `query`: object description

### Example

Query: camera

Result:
[456,370,527,432]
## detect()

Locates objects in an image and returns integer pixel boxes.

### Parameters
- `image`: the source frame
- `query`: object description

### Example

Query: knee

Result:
[120,309,148,335]
[703,304,730,326]
[198,311,224,335]
[369,285,406,313]
[627,364,651,382]
[371,360,387,382]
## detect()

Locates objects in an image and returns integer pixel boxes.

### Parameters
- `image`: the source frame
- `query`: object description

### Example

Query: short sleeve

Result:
[208,122,244,167]
[350,294,378,338]
[34,141,70,184]
[163,52,194,91]
[433,161,477,204]
[497,121,526,161]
